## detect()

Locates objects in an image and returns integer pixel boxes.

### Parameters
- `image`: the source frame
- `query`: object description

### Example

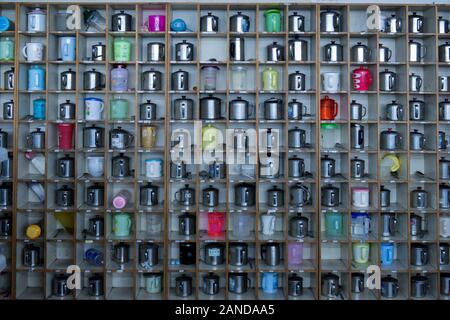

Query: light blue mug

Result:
[59,36,76,61]
[28,65,45,91]
[261,272,278,294]
[33,98,46,120]
[380,242,394,266]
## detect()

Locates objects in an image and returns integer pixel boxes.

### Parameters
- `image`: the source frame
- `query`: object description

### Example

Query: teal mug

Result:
[0,37,14,61]
[325,211,343,237]
[113,213,132,237]
[110,98,129,120]
[144,273,162,293]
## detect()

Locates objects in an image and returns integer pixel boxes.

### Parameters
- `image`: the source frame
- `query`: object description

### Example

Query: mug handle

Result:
[302,104,308,116]
[128,134,134,147]
[421,46,427,59]
[362,106,367,117]
[260,244,266,260]
[417,77,422,90]
[22,44,29,59]
[387,48,392,61]
[174,191,180,202]
[247,104,255,119]
[333,102,338,117]
[26,134,32,148]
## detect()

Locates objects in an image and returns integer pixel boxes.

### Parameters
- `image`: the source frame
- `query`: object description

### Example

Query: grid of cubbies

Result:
[0,2,448,300]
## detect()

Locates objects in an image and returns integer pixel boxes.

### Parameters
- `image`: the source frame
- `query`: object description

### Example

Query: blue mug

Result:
[33,98,46,120]
[0,16,13,32]
[27,65,45,91]
[59,36,76,61]
[85,248,104,266]
[170,19,192,32]
[261,272,278,294]
[380,243,394,266]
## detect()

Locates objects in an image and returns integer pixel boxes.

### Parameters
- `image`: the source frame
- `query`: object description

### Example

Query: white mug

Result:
[145,159,163,178]
[440,216,450,238]
[84,98,104,120]
[352,187,370,208]
[22,43,45,62]
[86,156,104,177]
[261,214,276,236]
[322,72,340,92]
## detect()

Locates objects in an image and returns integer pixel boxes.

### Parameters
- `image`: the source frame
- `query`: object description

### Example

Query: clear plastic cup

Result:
[231,66,247,91]
[231,212,252,237]
[202,65,219,90]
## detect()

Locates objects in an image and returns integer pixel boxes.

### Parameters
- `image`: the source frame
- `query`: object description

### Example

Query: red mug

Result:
[352,66,373,91]
[320,95,338,120]
[57,123,74,150]
[207,212,225,237]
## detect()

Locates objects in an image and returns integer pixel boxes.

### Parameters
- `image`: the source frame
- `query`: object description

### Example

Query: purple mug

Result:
[148,15,165,32]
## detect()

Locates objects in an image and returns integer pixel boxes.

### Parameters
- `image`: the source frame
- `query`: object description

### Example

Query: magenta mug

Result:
[148,15,165,32]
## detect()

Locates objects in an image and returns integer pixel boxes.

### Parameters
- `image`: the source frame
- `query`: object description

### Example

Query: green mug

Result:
[0,38,15,61]
[113,37,131,62]
[325,211,343,237]
[261,67,278,91]
[113,213,132,237]
[110,98,129,120]
[264,9,282,32]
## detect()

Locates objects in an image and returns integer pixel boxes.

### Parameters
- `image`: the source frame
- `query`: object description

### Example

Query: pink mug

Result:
[207,212,225,237]
[148,15,165,32]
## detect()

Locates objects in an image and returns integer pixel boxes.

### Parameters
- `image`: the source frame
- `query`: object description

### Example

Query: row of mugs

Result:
[25,125,158,150]
[21,37,76,62]
[57,155,162,178]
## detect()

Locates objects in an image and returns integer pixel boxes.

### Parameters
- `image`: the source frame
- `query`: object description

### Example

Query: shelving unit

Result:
[0,2,449,300]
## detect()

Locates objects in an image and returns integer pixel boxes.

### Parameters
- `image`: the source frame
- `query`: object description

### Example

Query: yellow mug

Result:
[26,224,42,240]
[141,126,157,148]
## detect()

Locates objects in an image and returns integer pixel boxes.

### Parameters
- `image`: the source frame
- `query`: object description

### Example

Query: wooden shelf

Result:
[2,2,450,301]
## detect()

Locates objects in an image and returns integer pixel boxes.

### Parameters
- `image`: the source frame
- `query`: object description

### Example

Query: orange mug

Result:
[320,95,338,120]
